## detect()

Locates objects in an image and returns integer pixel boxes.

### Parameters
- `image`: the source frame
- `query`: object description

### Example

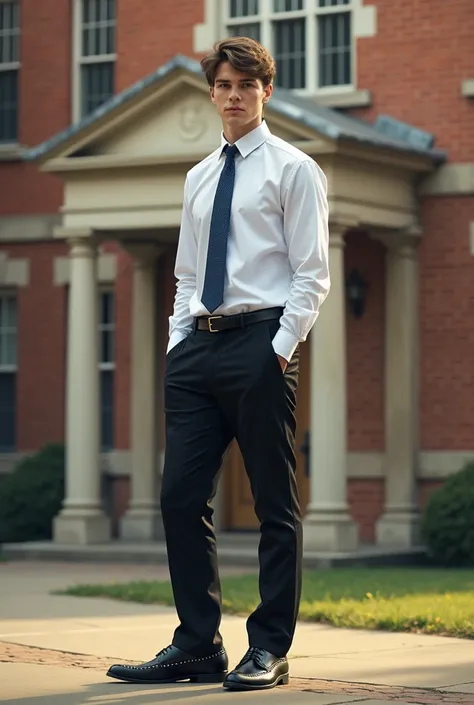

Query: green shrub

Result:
[421,461,474,566]
[0,444,65,543]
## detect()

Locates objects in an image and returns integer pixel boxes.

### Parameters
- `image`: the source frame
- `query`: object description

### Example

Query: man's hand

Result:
[276,354,288,373]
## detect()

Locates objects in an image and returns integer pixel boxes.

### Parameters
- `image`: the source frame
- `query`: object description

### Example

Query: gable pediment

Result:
[39,74,326,168]
[94,85,224,159]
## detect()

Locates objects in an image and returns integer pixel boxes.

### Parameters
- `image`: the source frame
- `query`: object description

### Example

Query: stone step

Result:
[1,536,428,569]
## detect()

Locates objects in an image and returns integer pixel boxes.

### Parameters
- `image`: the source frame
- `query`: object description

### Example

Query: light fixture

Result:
[346,269,367,319]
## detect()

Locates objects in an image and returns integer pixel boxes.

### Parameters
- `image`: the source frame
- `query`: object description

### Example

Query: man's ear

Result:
[210,86,216,103]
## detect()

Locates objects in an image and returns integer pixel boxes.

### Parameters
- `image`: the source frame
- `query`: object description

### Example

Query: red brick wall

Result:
[3,242,68,451]
[116,0,204,91]
[0,0,72,215]
[419,197,474,450]
[355,0,474,161]
[348,478,385,543]
[418,479,444,512]
[346,231,385,452]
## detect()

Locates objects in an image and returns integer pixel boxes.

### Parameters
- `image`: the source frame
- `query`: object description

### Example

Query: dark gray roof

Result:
[24,54,445,163]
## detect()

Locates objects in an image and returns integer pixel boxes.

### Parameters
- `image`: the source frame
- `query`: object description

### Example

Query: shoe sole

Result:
[223,673,289,690]
[106,670,227,684]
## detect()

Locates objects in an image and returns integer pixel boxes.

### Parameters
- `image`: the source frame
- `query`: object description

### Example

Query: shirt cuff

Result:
[271,327,300,363]
[167,330,188,354]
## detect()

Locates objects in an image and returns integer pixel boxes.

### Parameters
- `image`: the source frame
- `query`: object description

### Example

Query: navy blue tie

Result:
[201,144,239,313]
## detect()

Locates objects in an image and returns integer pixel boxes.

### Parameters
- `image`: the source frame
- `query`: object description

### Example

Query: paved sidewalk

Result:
[1,561,474,704]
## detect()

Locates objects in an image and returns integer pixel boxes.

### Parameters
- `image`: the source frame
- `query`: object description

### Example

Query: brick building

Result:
[0,0,473,550]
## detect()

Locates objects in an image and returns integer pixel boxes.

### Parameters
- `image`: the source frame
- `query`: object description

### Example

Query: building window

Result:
[0,293,17,451]
[0,0,20,143]
[75,0,116,120]
[224,0,353,92]
[99,290,114,451]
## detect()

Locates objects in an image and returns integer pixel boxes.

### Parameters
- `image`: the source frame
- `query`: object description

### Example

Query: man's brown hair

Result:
[200,36,276,88]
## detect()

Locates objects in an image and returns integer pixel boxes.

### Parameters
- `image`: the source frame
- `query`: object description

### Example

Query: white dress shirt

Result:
[167,120,330,362]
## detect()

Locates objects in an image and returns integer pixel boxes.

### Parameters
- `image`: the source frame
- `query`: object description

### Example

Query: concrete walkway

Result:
[1,561,473,704]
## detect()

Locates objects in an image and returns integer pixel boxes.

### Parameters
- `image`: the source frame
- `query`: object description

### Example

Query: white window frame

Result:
[0,0,20,144]
[223,0,356,97]
[72,0,117,123]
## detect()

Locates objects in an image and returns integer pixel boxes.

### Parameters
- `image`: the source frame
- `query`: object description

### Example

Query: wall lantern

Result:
[346,268,367,319]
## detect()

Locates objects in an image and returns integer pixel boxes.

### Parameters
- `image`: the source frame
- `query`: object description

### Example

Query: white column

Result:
[303,226,358,552]
[376,238,420,547]
[53,236,110,544]
[121,244,163,540]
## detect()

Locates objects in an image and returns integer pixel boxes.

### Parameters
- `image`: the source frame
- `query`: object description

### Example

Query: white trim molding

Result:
[461,79,474,98]
[53,251,117,286]
[0,214,61,242]
[0,251,29,286]
[315,88,371,109]
[346,451,474,480]
[419,451,474,479]
[347,451,384,478]
[0,452,28,474]
[419,163,474,196]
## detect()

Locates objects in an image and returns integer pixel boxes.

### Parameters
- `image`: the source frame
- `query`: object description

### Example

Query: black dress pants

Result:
[160,315,302,658]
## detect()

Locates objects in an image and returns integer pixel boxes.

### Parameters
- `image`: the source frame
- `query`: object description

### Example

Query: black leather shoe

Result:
[106,644,228,684]
[223,647,289,690]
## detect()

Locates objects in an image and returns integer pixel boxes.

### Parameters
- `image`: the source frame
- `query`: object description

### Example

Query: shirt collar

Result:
[219,120,271,159]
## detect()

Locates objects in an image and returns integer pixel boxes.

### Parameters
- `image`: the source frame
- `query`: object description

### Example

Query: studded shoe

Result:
[106,644,228,684]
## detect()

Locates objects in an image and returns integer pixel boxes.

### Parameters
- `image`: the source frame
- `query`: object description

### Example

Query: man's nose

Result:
[229,86,241,101]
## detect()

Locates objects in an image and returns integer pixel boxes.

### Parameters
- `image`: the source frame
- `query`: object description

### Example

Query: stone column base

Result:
[120,508,164,541]
[376,510,420,548]
[53,509,110,545]
[303,510,358,552]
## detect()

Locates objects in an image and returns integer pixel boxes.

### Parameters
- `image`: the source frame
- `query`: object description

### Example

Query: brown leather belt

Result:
[194,307,283,333]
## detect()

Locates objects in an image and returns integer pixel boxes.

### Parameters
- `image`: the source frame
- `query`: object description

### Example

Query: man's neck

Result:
[223,117,263,145]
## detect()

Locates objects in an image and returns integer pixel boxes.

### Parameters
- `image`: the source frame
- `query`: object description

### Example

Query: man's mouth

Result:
[226,107,244,112]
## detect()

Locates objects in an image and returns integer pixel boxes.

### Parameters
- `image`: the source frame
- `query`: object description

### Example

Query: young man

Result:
[107,36,330,691]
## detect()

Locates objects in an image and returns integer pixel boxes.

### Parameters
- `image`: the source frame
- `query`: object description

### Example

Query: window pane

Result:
[100,291,113,325]
[0,1,20,64]
[106,0,115,21]
[0,372,15,451]
[5,295,17,327]
[318,12,351,87]
[274,0,304,12]
[100,369,114,450]
[4,332,16,366]
[99,292,114,363]
[81,61,114,116]
[319,0,350,6]
[274,19,306,89]
[100,330,114,364]
[106,25,114,54]
[229,0,259,18]
[81,0,115,57]
[0,69,18,142]
[0,296,17,366]
[227,23,261,41]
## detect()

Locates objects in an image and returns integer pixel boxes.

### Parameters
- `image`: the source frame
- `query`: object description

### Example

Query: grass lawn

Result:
[58,567,474,639]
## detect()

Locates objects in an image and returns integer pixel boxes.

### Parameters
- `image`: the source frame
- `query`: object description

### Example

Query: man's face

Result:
[210,61,272,132]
